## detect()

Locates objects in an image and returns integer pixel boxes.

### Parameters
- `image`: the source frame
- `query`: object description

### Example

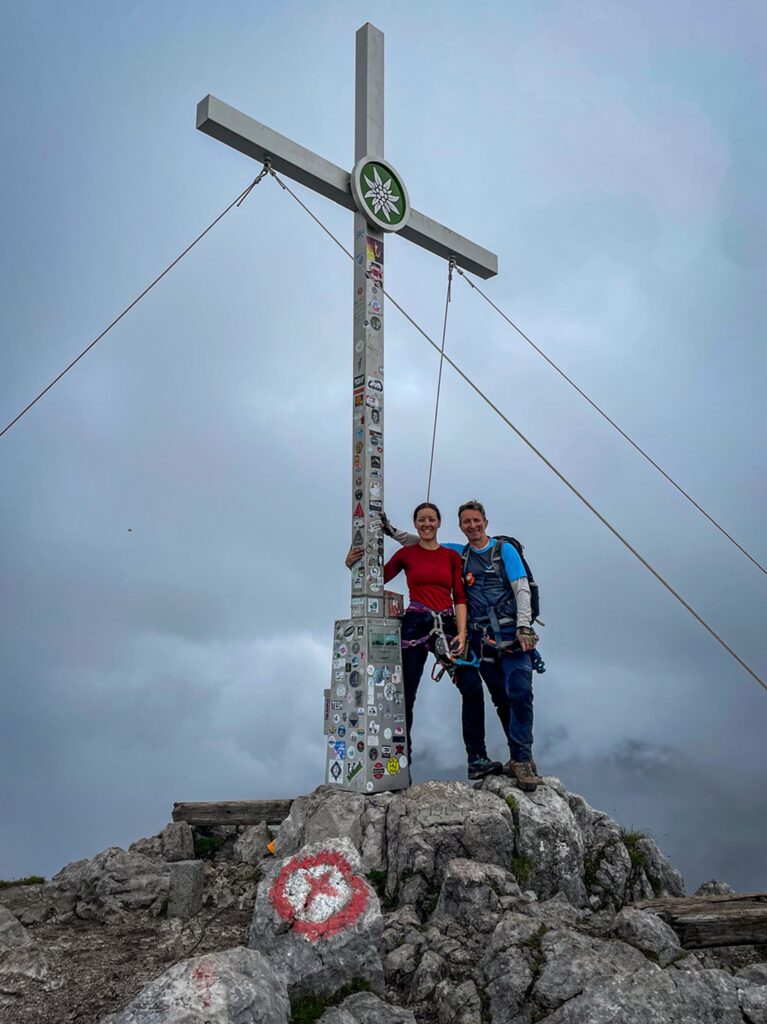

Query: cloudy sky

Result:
[1,1,765,892]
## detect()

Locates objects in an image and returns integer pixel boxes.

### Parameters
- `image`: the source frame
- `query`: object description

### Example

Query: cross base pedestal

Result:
[324,610,411,793]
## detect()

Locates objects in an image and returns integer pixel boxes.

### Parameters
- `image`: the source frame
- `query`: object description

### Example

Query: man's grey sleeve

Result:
[391,526,419,546]
[510,577,532,629]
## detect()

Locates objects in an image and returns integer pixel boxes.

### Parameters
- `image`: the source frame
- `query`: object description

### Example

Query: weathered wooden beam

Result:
[633,893,767,948]
[172,800,293,826]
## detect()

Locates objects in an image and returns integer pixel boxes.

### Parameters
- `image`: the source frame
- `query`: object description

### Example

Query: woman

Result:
[346,502,466,760]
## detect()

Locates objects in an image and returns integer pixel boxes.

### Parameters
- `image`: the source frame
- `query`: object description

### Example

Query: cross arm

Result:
[197,94,498,279]
[401,211,497,279]
[197,95,355,211]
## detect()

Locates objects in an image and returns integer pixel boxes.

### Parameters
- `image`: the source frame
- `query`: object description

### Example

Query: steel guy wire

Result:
[0,171,268,440]
[426,257,455,502]
[268,166,765,693]
[456,268,767,579]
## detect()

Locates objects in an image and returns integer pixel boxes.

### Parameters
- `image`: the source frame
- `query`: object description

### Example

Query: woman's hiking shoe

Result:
[468,757,503,780]
[506,760,543,792]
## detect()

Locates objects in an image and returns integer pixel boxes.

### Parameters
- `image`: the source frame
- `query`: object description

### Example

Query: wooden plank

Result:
[633,893,767,948]
[172,800,293,826]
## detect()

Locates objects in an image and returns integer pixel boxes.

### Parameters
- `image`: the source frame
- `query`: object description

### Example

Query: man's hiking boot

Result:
[506,759,543,792]
[468,756,503,781]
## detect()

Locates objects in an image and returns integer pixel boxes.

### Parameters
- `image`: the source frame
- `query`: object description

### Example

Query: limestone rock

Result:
[588,840,632,908]
[540,965,744,1023]
[51,847,170,920]
[633,836,685,897]
[480,912,543,1022]
[695,879,736,896]
[737,964,767,986]
[409,949,445,1002]
[611,906,682,967]
[483,775,588,906]
[385,781,515,912]
[0,945,49,983]
[384,941,419,984]
[0,906,32,948]
[274,787,366,858]
[380,904,423,956]
[741,984,767,1024]
[275,787,394,875]
[317,991,416,1024]
[434,978,483,1024]
[516,891,590,931]
[0,881,54,926]
[433,858,520,931]
[234,822,271,865]
[128,835,162,859]
[248,836,384,999]
[566,792,623,855]
[161,822,195,862]
[532,927,648,1012]
[359,793,394,873]
[105,947,289,1024]
[741,983,767,1024]
[167,860,204,919]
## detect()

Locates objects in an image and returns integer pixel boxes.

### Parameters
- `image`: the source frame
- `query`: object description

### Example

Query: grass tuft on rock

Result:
[511,854,534,886]
[290,978,371,1024]
[620,829,649,869]
[584,857,600,889]
[366,869,398,911]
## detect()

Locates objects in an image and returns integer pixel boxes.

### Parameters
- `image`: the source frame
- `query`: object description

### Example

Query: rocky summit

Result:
[1,775,765,1023]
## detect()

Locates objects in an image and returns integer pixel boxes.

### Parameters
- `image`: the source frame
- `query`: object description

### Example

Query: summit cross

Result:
[197,23,498,794]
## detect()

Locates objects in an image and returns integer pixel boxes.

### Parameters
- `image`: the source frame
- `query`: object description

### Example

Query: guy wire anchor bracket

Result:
[236,156,273,207]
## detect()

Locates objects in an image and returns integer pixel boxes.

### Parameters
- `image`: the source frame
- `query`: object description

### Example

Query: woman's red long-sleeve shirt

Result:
[383,545,467,612]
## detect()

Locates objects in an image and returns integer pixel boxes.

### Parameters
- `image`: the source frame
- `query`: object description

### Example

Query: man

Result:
[384,500,542,791]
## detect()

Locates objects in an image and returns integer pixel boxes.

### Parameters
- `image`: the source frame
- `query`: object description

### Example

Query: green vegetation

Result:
[511,854,534,886]
[505,793,519,812]
[290,979,371,1024]
[193,832,226,860]
[621,828,663,896]
[479,984,492,1024]
[0,876,45,889]
[584,857,601,889]
[366,869,387,896]
[421,880,441,919]
[366,869,397,911]
[620,829,649,869]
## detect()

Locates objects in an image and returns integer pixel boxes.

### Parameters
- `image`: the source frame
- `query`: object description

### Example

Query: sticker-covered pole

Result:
[324,25,410,795]
[350,24,386,615]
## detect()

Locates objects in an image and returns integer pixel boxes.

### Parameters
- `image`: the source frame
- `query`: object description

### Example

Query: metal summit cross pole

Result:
[197,23,497,794]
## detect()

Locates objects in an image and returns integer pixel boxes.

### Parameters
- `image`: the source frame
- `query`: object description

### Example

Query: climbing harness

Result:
[468,622,546,675]
[400,603,455,657]
[398,601,468,683]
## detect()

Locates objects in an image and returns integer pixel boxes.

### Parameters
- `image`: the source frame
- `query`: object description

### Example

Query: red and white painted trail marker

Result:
[269,849,369,942]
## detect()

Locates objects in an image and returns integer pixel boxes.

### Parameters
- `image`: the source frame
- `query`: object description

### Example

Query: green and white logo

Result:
[351,157,410,232]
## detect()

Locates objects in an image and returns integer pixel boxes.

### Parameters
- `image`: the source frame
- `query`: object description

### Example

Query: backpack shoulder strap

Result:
[493,535,534,583]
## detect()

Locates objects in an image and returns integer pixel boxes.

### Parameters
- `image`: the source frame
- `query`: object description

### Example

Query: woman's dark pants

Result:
[399,610,455,759]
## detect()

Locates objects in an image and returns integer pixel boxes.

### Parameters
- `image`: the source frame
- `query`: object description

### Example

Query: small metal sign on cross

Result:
[197,23,498,794]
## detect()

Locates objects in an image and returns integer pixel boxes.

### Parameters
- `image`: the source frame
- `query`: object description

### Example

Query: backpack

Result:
[461,535,541,623]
